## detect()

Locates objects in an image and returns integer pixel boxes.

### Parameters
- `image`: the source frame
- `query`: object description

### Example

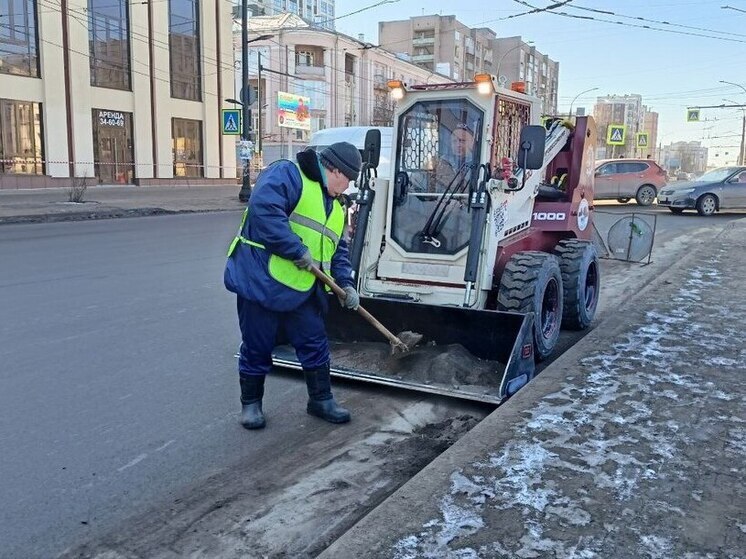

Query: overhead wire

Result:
[565,2,746,39]
[512,0,746,44]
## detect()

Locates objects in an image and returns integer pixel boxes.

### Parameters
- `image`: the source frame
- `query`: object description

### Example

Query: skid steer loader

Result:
[273,75,600,404]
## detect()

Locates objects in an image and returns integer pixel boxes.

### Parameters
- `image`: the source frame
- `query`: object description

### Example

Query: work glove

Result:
[293,249,314,271]
[340,286,360,310]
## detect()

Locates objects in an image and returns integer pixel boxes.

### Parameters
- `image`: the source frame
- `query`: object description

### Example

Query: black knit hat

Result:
[320,142,363,180]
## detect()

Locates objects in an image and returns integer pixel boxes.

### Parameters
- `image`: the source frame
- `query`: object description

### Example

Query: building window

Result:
[0,0,39,77]
[296,79,327,110]
[169,0,202,101]
[172,118,203,177]
[88,0,131,90]
[0,98,44,174]
[296,50,315,66]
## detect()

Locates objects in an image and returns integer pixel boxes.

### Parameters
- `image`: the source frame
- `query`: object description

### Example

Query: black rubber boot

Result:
[239,374,266,429]
[304,364,351,424]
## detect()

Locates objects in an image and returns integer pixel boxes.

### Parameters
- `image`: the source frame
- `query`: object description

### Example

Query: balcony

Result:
[412,53,434,63]
[412,37,435,46]
[295,64,325,77]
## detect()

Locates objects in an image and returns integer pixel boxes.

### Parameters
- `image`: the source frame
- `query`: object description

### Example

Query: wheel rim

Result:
[639,187,655,205]
[584,261,598,312]
[702,196,715,214]
[541,278,560,339]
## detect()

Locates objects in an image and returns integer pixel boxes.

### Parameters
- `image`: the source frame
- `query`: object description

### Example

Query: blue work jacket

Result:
[224,157,355,312]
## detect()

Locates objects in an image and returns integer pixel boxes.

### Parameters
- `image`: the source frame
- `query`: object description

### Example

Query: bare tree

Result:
[68,175,88,203]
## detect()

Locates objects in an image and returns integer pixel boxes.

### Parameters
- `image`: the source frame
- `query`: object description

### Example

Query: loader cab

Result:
[390,97,485,255]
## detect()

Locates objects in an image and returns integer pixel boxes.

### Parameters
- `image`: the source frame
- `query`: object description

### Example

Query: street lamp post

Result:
[720,80,746,165]
[495,40,533,87]
[568,87,599,120]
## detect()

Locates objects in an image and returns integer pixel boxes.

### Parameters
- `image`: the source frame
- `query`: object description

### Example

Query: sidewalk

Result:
[0,184,245,224]
[320,220,746,559]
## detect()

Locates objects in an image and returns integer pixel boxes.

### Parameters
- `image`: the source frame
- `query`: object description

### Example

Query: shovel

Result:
[309,266,422,355]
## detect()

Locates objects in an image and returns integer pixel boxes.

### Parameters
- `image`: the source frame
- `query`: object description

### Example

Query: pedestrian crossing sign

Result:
[222,109,241,135]
[636,133,649,148]
[606,124,626,146]
[687,109,700,122]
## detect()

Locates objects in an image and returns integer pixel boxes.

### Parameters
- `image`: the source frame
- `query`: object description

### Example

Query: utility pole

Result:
[258,51,262,157]
[728,99,746,165]
[238,0,252,203]
[718,80,746,165]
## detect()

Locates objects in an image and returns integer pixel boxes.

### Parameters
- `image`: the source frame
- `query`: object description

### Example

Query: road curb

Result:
[0,207,241,226]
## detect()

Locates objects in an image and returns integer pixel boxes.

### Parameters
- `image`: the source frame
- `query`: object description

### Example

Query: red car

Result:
[594,158,668,206]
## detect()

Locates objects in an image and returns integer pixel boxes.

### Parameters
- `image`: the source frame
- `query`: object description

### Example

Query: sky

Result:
[334,0,746,165]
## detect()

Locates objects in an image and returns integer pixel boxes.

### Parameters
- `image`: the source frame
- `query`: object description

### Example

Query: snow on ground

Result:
[393,246,745,558]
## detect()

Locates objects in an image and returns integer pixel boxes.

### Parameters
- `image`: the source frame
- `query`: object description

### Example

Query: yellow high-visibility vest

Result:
[228,164,345,292]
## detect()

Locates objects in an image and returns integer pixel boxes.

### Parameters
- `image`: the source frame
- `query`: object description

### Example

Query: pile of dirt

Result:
[330,341,505,390]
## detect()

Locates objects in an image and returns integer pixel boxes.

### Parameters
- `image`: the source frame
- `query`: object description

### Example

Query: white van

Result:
[308,126,393,194]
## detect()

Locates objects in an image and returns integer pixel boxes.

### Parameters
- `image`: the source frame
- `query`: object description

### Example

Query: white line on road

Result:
[117,453,148,472]
[154,440,176,452]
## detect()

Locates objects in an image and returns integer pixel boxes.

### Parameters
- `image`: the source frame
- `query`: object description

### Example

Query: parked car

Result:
[657,166,746,216]
[594,158,668,206]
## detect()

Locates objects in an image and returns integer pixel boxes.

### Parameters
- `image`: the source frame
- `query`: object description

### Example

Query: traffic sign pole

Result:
[238,0,252,203]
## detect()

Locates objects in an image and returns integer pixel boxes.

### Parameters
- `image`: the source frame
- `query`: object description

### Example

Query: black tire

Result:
[617,198,630,204]
[668,207,685,215]
[635,184,657,206]
[497,252,563,362]
[554,240,600,330]
[696,194,717,216]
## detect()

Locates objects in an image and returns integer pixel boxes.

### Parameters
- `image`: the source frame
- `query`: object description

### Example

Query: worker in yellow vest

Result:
[224,143,362,429]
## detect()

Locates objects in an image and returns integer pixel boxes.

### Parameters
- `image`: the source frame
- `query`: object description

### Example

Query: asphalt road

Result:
[0,213,483,558]
[1,206,743,558]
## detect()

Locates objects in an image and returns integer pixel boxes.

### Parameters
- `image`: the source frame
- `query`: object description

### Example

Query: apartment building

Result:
[239,14,445,164]
[593,94,645,159]
[378,18,558,115]
[378,15,496,81]
[0,0,235,188]
[240,0,336,30]
[661,141,709,174]
[491,36,558,115]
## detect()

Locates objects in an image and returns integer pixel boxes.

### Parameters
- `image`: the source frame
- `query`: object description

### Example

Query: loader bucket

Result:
[272,297,536,404]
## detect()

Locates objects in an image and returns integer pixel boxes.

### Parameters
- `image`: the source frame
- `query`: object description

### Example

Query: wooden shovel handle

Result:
[309,266,403,346]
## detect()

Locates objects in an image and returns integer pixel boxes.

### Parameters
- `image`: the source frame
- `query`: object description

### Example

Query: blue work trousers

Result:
[237,295,330,377]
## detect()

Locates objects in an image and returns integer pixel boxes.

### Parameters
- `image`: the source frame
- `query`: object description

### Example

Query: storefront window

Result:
[0,99,44,174]
[0,0,39,77]
[172,118,203,177]
[88,0,132,90]
[92,109,135,183]
[169,0,202,101]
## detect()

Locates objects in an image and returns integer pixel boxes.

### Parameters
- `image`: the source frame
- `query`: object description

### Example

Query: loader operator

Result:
[224,142,363,430]
[433,123,476,192]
